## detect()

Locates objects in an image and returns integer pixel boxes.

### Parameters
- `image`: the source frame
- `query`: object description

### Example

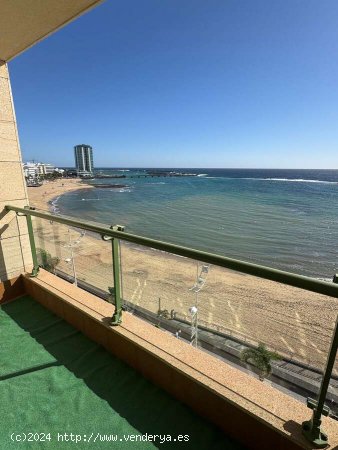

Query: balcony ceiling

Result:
[0,0,103,61]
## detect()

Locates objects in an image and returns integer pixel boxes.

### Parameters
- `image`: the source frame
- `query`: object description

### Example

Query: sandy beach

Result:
[27,179,338,376]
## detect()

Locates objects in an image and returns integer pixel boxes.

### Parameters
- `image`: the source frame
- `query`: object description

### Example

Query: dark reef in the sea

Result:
[95,175,127,179]
[91,184,127,188]
[92,171,197,179]
[146,170,197,177]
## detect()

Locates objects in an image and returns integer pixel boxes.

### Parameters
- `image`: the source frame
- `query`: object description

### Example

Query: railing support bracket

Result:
[302,416,328,449]
[302,399,330,448]
[108,286,122,325]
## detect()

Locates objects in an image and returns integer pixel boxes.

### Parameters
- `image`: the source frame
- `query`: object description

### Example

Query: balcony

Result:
[1,294,243,448]
[1,204,338,450]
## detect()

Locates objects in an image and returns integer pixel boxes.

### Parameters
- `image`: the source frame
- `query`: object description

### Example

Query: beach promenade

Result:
[27,179,338,376]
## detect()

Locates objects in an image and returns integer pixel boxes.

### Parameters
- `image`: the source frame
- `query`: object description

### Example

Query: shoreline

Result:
[27,178,94,212]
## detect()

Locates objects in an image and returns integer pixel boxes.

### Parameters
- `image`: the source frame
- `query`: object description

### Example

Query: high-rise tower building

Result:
[74,144,94,175]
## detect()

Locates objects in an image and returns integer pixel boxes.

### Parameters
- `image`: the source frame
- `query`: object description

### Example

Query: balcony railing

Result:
[6,204,338,449]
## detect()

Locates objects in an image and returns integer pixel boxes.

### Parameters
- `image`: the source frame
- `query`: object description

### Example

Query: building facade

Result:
[22,162,39,179]
[41,163,56,175]
[74,144,94,176]
[22,162,63,180]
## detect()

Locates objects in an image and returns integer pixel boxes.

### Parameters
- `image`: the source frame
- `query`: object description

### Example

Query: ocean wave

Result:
[117,169,130,172]
[50,196,61,214]
[51,196,60,206]
[243,178,337,184]
[197,173,208,177]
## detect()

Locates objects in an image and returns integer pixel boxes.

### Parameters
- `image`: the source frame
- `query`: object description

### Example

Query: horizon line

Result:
[54,166,338,171]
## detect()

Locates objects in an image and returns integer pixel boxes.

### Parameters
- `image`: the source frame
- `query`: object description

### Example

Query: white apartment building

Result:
[23,162,63,179]
[22,162,39,178]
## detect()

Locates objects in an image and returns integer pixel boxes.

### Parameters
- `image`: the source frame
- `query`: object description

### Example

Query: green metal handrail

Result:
[6,204,338,298]
[5,204,338,447]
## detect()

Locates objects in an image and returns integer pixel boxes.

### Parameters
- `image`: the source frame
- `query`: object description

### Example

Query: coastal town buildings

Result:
[74,144,94,177]
[22,162,64,182]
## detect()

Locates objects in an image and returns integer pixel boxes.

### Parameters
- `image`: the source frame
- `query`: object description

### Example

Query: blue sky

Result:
[9,0,338,168]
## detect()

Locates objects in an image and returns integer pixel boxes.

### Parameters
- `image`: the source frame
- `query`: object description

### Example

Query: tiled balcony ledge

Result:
[22,269,338,450]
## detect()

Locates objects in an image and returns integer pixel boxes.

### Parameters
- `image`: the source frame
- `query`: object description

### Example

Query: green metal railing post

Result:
[110,237,122,325]
[102,224,124,325]
[23,206,39,277]
[302,316,338,448]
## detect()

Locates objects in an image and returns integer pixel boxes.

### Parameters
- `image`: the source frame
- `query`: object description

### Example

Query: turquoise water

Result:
[55,169,338,278]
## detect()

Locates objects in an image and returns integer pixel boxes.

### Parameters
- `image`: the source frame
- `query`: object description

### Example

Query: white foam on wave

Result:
[197,173,208,177]
[243,178,337,184]
[50,196,61,214]
[51,196,60,205]
[200,176,337,184]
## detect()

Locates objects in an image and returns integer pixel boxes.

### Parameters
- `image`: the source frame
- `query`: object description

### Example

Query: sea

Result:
[54,168,338,279]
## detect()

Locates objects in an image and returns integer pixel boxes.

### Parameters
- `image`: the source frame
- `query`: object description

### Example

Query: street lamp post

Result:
[64,228,85,286]
[189,305,198,347]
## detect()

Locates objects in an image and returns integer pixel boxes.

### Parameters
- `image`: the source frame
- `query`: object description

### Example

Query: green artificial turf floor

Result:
[0,295,245,449]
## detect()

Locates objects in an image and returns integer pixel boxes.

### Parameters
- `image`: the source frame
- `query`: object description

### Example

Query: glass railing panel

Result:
[32,216,76,281]
[120,241,199,337]
[72,230,113,293]
[196,264,338,407]
[32,216,114,295]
